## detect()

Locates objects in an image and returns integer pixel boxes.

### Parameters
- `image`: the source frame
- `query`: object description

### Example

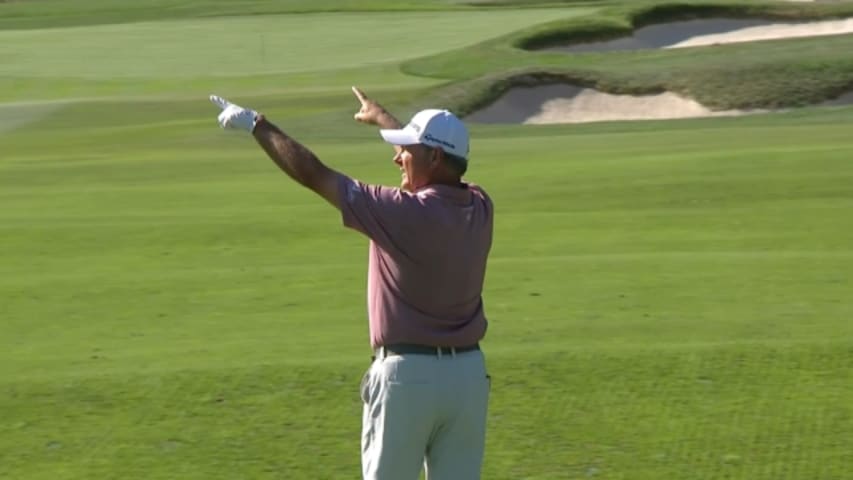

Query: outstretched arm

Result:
[252,115,341,209]
[210,95,342,209]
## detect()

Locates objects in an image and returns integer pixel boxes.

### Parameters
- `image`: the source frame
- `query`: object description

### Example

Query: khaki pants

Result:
[360,348,490,480]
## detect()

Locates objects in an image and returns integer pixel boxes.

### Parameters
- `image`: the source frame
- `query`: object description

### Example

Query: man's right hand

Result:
[210,95,259,133]
[352,86,400,129]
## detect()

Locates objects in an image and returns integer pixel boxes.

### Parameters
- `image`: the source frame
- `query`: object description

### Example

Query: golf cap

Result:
[380,109,469,159]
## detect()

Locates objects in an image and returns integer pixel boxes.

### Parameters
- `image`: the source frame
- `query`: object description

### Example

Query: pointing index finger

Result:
[351,86,368,104]
[209,94,231,109]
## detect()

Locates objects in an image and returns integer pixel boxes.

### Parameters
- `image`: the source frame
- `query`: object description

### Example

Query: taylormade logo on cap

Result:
[379,109,469,159]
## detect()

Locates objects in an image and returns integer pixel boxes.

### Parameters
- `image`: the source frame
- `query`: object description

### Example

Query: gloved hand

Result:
[209,95,259,133]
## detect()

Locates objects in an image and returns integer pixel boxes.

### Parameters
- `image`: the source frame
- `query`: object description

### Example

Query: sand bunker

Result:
[542,18,853,53]
[465,84,853,124]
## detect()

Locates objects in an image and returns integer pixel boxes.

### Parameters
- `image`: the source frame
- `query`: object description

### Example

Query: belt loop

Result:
[451,347,457,358]
[380,346,386,360]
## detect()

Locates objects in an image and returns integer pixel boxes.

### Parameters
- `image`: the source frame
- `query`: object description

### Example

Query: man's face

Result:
[395,144,436,192]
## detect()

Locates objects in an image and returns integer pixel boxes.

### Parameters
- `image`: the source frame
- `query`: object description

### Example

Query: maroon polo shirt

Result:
[339,176,493,349]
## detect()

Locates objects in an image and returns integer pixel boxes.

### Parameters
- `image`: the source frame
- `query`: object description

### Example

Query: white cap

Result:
[379,109,469,159]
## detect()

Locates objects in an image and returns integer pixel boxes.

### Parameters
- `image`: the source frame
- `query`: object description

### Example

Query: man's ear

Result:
[431,147,444,167]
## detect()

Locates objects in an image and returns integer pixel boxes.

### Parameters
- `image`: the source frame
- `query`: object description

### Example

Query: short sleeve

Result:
[338,175,415,253]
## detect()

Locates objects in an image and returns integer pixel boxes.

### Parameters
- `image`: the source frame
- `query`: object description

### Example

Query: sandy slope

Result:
[465,84,853,124]
[668,18,853,48]
[541,18,853,53]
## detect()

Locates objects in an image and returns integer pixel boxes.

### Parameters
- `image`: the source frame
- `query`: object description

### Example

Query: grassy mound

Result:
[516,1,853,50]
[402,1,853,112]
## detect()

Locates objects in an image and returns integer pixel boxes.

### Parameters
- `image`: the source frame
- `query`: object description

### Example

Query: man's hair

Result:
[442,151,468,176]
[423,145,468,177]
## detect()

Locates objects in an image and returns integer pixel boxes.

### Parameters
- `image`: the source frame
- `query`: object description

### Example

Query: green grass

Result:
[0,10,584,78]
[2,0,853,479]
[0,0,477,30]
[0,8,592,102]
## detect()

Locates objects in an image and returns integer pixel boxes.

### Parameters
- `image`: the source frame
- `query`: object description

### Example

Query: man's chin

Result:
[401,180,413,192]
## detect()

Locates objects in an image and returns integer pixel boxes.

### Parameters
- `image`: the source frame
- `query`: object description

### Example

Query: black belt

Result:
[375,343,480,357]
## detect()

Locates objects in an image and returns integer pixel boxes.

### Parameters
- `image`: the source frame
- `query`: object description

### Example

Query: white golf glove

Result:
[209,95,259,133]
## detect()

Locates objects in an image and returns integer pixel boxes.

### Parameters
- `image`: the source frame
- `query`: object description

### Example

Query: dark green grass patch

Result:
[2,343,850,479]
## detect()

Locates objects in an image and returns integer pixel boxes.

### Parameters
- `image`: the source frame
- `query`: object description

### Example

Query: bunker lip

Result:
[532,17,853,53]
[464,84,853,125]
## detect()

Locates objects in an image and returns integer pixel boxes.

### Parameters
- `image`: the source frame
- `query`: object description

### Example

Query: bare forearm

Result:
[251,116,332,187]
[375,110,403,154]
[376,110,402,130]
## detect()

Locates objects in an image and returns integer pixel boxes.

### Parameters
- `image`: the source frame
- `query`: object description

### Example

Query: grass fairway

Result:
[2,1,852,479]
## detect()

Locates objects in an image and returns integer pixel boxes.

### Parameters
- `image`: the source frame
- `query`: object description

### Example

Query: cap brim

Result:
[379,126,421,146]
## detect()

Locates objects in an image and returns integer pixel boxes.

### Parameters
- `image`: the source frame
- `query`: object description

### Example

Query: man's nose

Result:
[393,153,402,166]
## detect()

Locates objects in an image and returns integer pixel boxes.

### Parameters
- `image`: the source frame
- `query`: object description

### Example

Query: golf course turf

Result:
[1,0,851,479]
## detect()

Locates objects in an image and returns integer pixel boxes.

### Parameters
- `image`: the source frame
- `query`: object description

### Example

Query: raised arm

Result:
[252,116,341,209]
[351,86,403,155]
[209,95,342,209]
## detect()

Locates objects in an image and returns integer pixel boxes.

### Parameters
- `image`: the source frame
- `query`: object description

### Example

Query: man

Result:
[210,87,493,480]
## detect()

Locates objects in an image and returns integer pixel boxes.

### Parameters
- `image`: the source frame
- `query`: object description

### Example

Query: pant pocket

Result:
[360,366,373,404]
